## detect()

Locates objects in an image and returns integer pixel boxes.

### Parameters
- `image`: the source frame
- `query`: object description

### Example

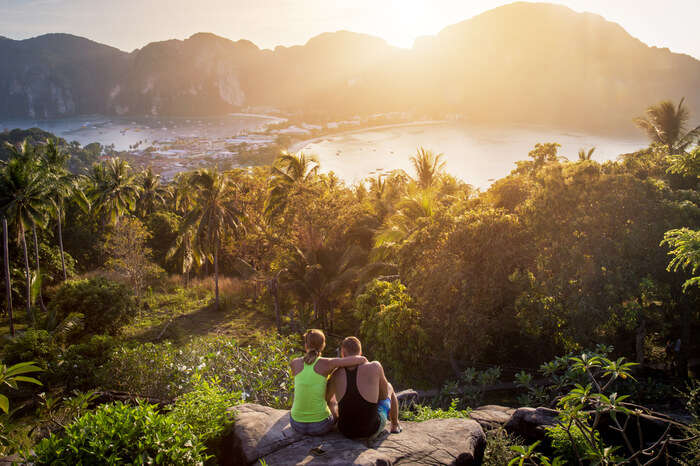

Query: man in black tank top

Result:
[326,337,402,438]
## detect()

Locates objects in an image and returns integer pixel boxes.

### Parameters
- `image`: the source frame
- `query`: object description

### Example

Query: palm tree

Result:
[186,169,245,309]
[170,172,195,215]
[166,173,198,286]
[577,147,596,161]
[87,158,140,226]
[137,168,168,217]
[168,225,197,286]
[410,147,445,190]
[41,139,75,281]
[367,172,407,221]
[264,152,320,220]
[3,217,13,336]
[634,98,700,153]
[4,140,51,312]
[284,240,366,330]
[374,189,435,258]
[0,152,47,324]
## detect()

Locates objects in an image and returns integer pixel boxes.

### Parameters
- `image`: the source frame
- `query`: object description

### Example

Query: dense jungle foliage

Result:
[0,99,699,463]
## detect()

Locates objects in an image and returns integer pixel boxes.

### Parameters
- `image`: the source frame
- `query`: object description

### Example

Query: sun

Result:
[380,0,433,49]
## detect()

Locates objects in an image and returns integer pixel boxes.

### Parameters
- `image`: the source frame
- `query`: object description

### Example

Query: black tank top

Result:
[338,367,380,438]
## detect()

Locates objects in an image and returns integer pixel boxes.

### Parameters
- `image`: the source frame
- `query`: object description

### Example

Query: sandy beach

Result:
[288,120,448,153]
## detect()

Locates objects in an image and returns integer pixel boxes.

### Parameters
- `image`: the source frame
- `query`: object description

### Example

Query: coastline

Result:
[287,120,448,153]
[228,112,286,122]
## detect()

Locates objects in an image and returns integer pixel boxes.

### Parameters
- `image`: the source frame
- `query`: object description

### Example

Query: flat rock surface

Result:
[228,403,486,465]
[469,405,516,430]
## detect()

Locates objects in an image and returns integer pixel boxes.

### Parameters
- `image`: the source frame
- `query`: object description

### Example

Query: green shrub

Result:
[684,379,700,419]
[168,375,240,443]
[1,330,57,366]
[48,277,136,337]
[103,334,295,406]
[355,279,429,386]
[50,335,116,390]
[33,401,208,465]
[168,375,240,463]
[400,399,471,422]
[483,428,521,466]
[545,423,596,463]
[39,243,77,287]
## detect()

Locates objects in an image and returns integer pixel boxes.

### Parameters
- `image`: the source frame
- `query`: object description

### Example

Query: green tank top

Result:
[290,358,332,423]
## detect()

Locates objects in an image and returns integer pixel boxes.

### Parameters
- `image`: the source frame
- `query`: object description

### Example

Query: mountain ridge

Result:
[1,2,698,135]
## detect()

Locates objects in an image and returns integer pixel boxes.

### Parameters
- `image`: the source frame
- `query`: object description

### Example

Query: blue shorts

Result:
[378,398,391,418]
[369,398,391,439]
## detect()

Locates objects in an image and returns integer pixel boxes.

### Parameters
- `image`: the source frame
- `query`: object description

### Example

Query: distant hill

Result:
[1,2,699,134]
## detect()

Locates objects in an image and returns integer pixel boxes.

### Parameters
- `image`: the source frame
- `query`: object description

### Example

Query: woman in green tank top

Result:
[289,329,366,435]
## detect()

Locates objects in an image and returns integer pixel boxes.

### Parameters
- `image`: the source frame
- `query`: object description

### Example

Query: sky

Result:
[0,0,699,59]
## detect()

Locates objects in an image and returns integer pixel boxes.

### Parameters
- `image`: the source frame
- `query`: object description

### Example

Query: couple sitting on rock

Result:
[289,329,402,439]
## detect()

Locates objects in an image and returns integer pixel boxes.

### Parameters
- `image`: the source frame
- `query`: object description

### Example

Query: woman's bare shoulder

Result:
[290,357,303,374]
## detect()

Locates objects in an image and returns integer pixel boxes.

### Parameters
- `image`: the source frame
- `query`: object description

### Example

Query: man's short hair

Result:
[341,336,362,356]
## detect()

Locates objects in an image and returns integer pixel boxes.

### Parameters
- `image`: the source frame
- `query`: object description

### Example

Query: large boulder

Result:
[469,405,516,430]
[504,407,559,441]
[395,389,419,409]
[225,403,486,465]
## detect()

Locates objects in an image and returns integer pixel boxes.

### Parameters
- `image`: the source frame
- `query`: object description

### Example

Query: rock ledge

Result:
[225,403,486,465]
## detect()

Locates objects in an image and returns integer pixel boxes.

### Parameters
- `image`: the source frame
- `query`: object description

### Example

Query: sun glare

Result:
[381,0,434,48]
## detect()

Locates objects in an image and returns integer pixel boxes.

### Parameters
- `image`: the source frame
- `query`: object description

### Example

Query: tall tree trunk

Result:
[57,206,67,281]
[3,218,14,336]
[214,234,219,311]
[20,223,33,325]
[32,221,47,313]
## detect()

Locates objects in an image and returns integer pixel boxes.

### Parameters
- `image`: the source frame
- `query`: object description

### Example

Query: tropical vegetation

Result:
[0,98,698,463]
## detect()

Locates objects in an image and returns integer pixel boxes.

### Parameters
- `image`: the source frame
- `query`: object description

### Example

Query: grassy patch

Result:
[400,399,472,422]
[121,282,275,346]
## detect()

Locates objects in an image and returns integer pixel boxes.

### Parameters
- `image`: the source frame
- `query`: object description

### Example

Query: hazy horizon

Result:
[1,0,699,59]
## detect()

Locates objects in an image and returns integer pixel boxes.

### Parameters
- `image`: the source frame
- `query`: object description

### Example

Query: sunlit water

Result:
[1,117,647,188]
[0,114,278,150]
[298,123,647,188]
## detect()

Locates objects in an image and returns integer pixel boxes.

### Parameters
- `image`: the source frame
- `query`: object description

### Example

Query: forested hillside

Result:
[2,3,699,134]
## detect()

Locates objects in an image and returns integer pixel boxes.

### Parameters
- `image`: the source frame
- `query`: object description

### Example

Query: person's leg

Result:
[387,383,401,433]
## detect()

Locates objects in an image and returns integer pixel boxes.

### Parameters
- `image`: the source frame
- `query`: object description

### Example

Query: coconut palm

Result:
[166,173,199,285]
[634,98,700,153]
[87,158,140,226]
[3,217,13,336]
[410,147,445,190]
[185,169,245,309]
[367,172,407,221]
[376,190,434,242]
[167,221,200,287]
[137,168,168,217]
[284,240,366,329]
[578,147,596,161]
[264,152,320,220]
[0,152,47,324]
[170,172,195,215]
[4,140,52,311]
[41,139,76,281]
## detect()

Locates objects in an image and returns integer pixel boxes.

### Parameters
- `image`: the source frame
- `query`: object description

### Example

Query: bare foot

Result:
[390,422,402,434]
